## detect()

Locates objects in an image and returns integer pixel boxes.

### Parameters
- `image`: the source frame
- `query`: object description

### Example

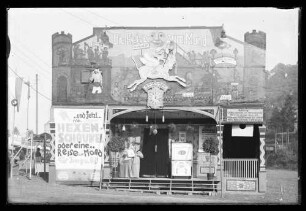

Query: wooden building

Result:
[47,26,267,194]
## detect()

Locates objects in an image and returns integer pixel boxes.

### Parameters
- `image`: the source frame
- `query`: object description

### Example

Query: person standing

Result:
[34,147,42,176]
[119,142,135,178]
[131,145,144,178]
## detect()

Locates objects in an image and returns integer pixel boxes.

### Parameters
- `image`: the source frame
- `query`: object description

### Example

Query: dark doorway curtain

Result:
[140,128,169,177]
[223,124,260,159]
[140,128,156,176]
[155,129,169,177]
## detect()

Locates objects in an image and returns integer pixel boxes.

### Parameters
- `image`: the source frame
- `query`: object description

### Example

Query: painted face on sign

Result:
[149,31,167,48]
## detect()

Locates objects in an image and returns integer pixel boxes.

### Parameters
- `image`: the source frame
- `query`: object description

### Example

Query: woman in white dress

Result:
[131,149,144,178]
[119,142,135,178]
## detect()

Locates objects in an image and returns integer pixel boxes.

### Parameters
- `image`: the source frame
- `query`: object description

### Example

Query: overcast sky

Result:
[7,7,299,136]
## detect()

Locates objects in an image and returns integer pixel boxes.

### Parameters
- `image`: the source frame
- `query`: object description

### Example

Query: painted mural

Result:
[67,27,250,106]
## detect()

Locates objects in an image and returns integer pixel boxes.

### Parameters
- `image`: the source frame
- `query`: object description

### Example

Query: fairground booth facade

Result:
[47,26,267,194]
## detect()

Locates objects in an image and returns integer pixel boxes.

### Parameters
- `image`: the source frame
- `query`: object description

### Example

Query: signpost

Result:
[10,99,18,178]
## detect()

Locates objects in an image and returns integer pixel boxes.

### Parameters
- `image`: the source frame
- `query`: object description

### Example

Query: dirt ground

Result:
[7,168,300,205]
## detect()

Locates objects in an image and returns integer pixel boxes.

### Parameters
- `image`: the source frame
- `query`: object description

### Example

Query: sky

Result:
[7,7,299,136]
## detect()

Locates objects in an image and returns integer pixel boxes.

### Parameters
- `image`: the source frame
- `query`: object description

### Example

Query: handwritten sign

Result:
[226,109,263,123]
[179,131,186,142]
[132,42,150,50]
[54,108,104,181]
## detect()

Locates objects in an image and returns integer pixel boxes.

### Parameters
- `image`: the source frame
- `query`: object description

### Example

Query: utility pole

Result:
[36,74,38,134]
[275,129,277,153]
[287,129,289,145]
[281,128,284,148]
[24,80,30,130]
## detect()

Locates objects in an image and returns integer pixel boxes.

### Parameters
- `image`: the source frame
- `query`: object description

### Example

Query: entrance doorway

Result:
[140,128,169,178]
[223,124,260,159]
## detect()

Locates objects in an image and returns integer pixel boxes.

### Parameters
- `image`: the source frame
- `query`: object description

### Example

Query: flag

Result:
[15,77,23,112]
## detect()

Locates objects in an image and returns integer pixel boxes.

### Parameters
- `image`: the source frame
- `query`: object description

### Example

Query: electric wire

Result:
[8,66,52,102]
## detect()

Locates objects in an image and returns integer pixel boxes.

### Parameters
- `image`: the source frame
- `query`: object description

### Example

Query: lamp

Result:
[122,117,126,131]
[162,110,165,123]
[145,110,148,122]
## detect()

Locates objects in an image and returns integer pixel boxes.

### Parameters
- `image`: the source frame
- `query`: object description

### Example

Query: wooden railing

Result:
[223,159,258,178]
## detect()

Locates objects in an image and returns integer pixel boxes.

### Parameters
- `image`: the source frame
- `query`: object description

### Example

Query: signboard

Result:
[178,131,187,142]
[226,180,256,191]
[214,56,237,65]
[200,166,215,174]
[171,161,192,176]
[143,81,168,109]
[171,143,193,160]
[226,109,263,123]
[54,108,105,181]
[198,125,217,152]
[219,95,232,101]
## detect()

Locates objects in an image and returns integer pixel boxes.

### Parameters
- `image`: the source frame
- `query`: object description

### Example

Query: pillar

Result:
[48,129,56,184]
[216,124,225,193]
[258,125,266,192]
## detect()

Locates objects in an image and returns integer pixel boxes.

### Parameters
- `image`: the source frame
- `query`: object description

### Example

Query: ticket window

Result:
[223,124,260,159]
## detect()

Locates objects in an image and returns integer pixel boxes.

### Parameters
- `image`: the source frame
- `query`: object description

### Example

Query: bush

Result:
[266,148,297,170]
[107,135,126,152]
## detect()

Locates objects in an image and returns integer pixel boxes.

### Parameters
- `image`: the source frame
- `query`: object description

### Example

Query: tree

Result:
[268,107,283,131]
[280,94,297,131]
[13,127,20,136]
[202,136,219,177]
[26,129,34,137]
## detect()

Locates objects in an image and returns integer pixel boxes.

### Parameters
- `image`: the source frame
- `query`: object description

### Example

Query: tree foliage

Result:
[13,127,20,136]
[267,94,297,132]
[202,136,219,155]
[107,135,126,152]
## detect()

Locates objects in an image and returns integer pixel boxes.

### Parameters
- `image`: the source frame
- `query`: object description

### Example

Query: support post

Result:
[275,129,277,153]
[10,106,16,178]
[36,74,38,134]
[44,133,46,181]
[99,105,108,190]
[258,125,267,192]
[216,107,224,197]
[29,133,33,180]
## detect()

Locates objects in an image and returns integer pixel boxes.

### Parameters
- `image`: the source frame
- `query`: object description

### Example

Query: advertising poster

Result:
[54,108,105,181]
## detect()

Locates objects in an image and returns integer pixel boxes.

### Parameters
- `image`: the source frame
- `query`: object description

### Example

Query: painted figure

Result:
[128,31,186,92]
[89,68,103,94]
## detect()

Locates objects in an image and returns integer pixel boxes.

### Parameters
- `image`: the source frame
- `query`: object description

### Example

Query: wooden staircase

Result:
[101,178,220,196]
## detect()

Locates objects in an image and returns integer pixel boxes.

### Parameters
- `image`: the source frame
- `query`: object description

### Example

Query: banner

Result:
[15,77,23,112]
[54,108,105,181]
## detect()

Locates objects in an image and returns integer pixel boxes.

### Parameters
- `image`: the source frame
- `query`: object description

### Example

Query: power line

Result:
[10,36,51,70]
[60,8,96,27]
[8,66,52,102]
[60,8,119,36]
[10,52,51,83]
[10,43,51,78]
[82,8,121,26]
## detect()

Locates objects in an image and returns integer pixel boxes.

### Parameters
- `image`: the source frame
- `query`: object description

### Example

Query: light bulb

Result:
[122,125,126,131]
[162,115,165,123]
[146,115,148,122]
